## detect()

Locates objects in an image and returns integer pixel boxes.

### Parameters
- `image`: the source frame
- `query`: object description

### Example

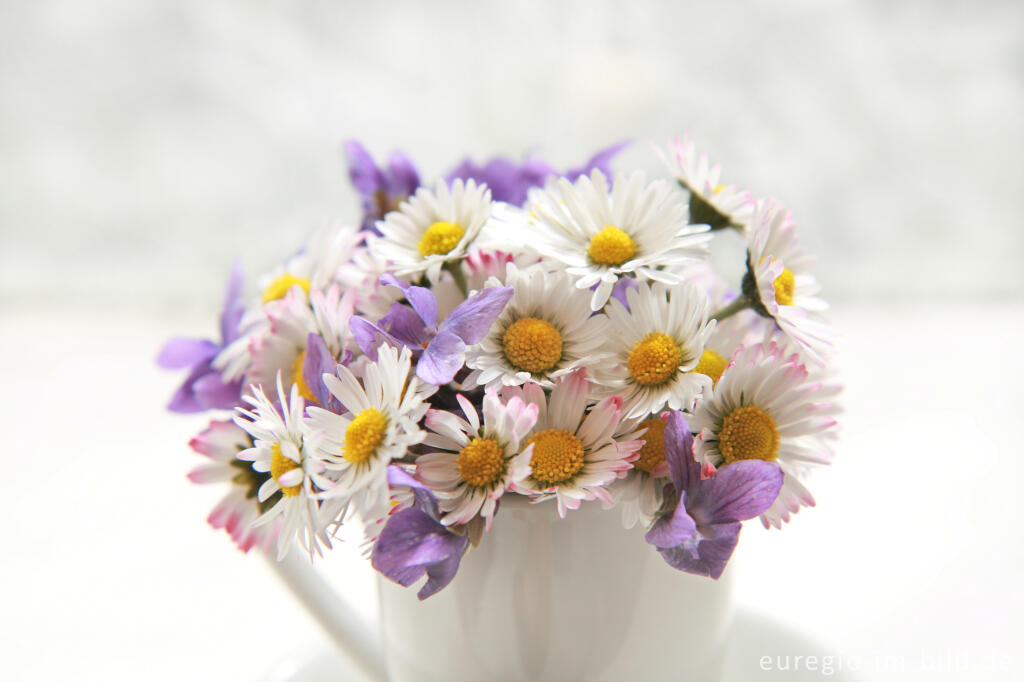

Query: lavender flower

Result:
[343,140,420,234]
[645,411,783,579]
[157,263,245,412]
[350,275,513,385]
[446,140,631,205]
[371,466,469,600]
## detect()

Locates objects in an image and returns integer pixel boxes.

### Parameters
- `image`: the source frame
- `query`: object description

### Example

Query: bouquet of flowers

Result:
[160,138,840,599]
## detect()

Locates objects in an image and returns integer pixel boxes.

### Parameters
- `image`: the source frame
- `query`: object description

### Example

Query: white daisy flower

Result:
[526,169,710,310]
[743,199,834,365]
[604,280,716,419]
[690,341,840,528]
[655,136,755,231]
[611,412,670,529]
[244,284,354,402]
[416,389,539,530]
[304,345,435,525]
[503,371,642,517]
[214,226,362,383]
[371,178,492,282]
[258,224,363,303]
[187,419,279,553]
[234,376,335,560]
[464,263,614,391]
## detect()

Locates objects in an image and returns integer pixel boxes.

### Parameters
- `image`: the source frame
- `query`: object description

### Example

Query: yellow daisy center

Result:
[587,225,637,266]
[773,268,795,306]
[628,332,683,386]
[633,417,667,474]
[417,221,465,257]
[528,428,585,487]
[290,350,317,403]
[456,437,506,488]
[502,317,563,374]
[343,407,389,465]
[693,348,728,386]
[270,442,302,497]
[262,273,311,304]
[719,405,780,464]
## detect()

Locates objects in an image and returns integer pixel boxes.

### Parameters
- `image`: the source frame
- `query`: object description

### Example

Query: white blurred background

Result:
[2,1,1022,681]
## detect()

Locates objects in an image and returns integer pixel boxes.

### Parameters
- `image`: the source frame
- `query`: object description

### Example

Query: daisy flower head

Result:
[743,199,834,365]
[234,376,335,559]
[304,345,436,524]
[690,341,840,528]
[187,419,278,553]
[605,280,716,419]
[416,389,539,531]
[504,370,642,517]
[244,284,355,403]
[372,177,492,282]
[655,136,754,232]
[464,263,614,391]
[526,169,711,311]
[257,224,364,306]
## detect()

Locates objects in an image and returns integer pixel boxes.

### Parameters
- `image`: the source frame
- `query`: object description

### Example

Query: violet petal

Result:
[417,331,467,385]
[657,525,740,580]
[343,140,385,198]
[384,151,420,199]
[440,286,514,345]
[350,317,398,361]
[378,303,433,348]
[219,260,246,344]
[565,140,631,181]
[193,372,243,411]
[404,285,438,330]
[663,410,700,494]
[303,333,339,410]
[644,491,698,549]
[156,338,218,369]
[688,460,784,526]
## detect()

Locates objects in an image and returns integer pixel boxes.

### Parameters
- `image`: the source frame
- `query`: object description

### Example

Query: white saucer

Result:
[261,608,862,681]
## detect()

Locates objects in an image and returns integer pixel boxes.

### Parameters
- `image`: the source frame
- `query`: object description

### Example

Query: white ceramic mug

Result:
[274,497,734,682]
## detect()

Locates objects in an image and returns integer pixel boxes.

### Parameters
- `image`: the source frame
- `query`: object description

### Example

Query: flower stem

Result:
[446,261,469,297]
[711,295,752,322]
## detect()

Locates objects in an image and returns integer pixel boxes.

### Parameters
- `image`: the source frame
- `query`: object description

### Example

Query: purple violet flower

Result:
[371,466,469,600]
[446,140,631,205]
[645,411,783,579]
[350,275,513,385]
[343,140,420,234]
[157,262,245,413]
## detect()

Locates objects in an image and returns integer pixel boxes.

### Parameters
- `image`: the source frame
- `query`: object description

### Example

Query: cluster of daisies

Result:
[160,138,840,598]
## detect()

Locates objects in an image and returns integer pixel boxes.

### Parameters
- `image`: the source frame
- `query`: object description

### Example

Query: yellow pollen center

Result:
[634,418,667,474]
[628,332,683,386]
[270,442,302,497]
[456,437,506,488]
[290,350,317,403]
[528,429,586,487]
[502,317,563,374]
[417,221,465,257]
[719,406,780,464]
[343,408,389,465]
[262,274,311,304]
[587,225,637,266]
[693,348,728,387]
[773,268,796,306]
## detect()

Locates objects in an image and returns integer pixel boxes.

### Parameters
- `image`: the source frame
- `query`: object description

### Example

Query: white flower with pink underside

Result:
[503,370,643,517]
[187,419,279,553]
[417,389,539,532]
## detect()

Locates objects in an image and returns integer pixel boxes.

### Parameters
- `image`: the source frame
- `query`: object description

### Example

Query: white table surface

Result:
[1,301,1021,681]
